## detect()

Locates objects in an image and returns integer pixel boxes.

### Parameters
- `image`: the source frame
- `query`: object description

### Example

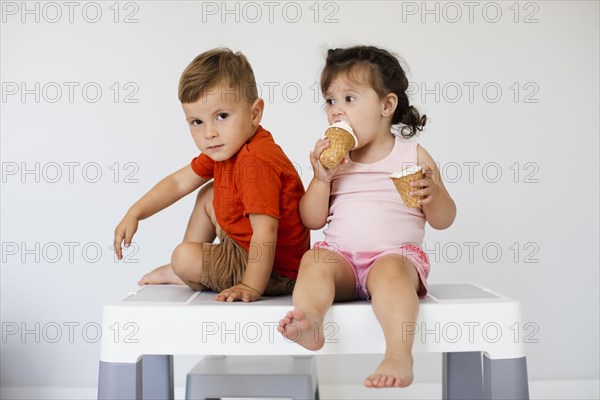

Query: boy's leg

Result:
[364,254,420,388]
[278,248,355,350]
[182,181,222,242]
[138,182,218,286]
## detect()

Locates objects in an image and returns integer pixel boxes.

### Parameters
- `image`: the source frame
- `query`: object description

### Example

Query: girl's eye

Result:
[325,98,336,106]
[191,119,202,126]
[217,113,229,120]
[345,95,355,103]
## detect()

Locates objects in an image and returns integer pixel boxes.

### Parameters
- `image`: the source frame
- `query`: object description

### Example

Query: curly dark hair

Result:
[321,45,426,138]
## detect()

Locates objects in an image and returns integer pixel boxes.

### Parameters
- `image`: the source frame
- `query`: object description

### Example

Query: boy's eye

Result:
[191,119,202,126]
[345,95,355,103]
[325,98,336,106]
[217,113,229,120]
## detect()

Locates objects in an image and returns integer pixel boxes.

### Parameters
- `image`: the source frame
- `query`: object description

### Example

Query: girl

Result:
[278,46,456,388]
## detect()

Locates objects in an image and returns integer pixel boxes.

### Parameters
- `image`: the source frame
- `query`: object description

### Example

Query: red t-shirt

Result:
[191,126,310,280]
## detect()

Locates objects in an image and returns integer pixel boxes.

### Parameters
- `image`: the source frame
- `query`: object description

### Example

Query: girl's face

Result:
[324,70,393,151]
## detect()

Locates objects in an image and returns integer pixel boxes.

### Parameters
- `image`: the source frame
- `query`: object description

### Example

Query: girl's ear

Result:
[382,93,398,118]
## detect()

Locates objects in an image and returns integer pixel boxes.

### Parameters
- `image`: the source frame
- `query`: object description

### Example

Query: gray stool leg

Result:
[142,355,174,400]
[483,355,529,399]
[186,356,318,400]
[98,359,142,400]
[443,352,484,400]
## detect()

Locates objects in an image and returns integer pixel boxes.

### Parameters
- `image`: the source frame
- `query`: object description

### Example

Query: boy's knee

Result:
[171,242,202,278]
[195,181,218,227]
[196,181,214,203]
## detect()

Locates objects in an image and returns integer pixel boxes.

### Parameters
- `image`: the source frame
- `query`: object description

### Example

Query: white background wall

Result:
[1,0,598,397]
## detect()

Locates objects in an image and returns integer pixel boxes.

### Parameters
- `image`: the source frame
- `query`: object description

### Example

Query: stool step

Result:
[185,356,319,400]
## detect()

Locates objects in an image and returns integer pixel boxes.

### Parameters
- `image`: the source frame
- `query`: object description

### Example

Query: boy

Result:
[113,48,310,302]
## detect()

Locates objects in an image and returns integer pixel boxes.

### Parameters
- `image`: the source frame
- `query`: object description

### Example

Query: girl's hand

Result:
[310,137,344,183]
[410,165,438,206]
[113,214,139,260]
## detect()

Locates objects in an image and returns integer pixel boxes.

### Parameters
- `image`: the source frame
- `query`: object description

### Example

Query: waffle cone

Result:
[319,127,356,169]
[391,168,423,208]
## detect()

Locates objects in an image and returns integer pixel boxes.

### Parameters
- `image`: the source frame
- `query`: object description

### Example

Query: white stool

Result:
[97,282,529,399]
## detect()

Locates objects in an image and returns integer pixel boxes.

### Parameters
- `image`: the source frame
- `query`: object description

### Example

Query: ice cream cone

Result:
[319,121,358,169]
[390,165,423,208]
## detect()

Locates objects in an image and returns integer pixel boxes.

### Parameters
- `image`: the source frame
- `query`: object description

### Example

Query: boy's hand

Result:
[214,214,275,303]
[113,214,139,260]
[214,283,262,303]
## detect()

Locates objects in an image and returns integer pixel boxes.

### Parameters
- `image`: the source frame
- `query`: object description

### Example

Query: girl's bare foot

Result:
[277,309,324,351]
[364,353,414,388]
[138,263,184,285]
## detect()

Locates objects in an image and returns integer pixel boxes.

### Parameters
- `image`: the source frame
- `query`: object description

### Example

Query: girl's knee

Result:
[369,256,419,289]
[300,249,317,264]
[300,249,328,271]
[302,248,335,264]
[300,249,345,276]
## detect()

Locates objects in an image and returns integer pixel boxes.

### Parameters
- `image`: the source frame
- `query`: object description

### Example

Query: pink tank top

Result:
[324,136,425,252]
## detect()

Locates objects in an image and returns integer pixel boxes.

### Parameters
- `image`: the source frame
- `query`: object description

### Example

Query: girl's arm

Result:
[300,178,332,229]
[299,137,335,229]
[416,145,457,230]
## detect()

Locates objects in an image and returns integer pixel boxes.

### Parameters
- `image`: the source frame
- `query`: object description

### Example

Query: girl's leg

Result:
[364,254,420,388]
[278,248,355,350]
[138,182,219,286]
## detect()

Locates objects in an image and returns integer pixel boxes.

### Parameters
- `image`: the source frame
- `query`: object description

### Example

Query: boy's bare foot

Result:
[277,309,324,351]
[364,353,414,388]
[138,263,184,285]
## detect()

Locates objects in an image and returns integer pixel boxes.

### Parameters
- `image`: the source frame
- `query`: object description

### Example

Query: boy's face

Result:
[182,84,263,162]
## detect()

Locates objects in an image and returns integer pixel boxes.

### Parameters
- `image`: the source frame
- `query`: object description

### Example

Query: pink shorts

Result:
[313,241,430,300]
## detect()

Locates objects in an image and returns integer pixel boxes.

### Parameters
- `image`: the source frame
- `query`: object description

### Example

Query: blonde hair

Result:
[178,48,258,103]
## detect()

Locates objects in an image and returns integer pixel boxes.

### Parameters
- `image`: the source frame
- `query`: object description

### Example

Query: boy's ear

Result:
[250,98,264,126]
[382,93,398,118]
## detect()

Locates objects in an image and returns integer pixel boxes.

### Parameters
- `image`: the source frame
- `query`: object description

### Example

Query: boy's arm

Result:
[214,213,279,302]
[114,164,209,259]
[416,145,457,230]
